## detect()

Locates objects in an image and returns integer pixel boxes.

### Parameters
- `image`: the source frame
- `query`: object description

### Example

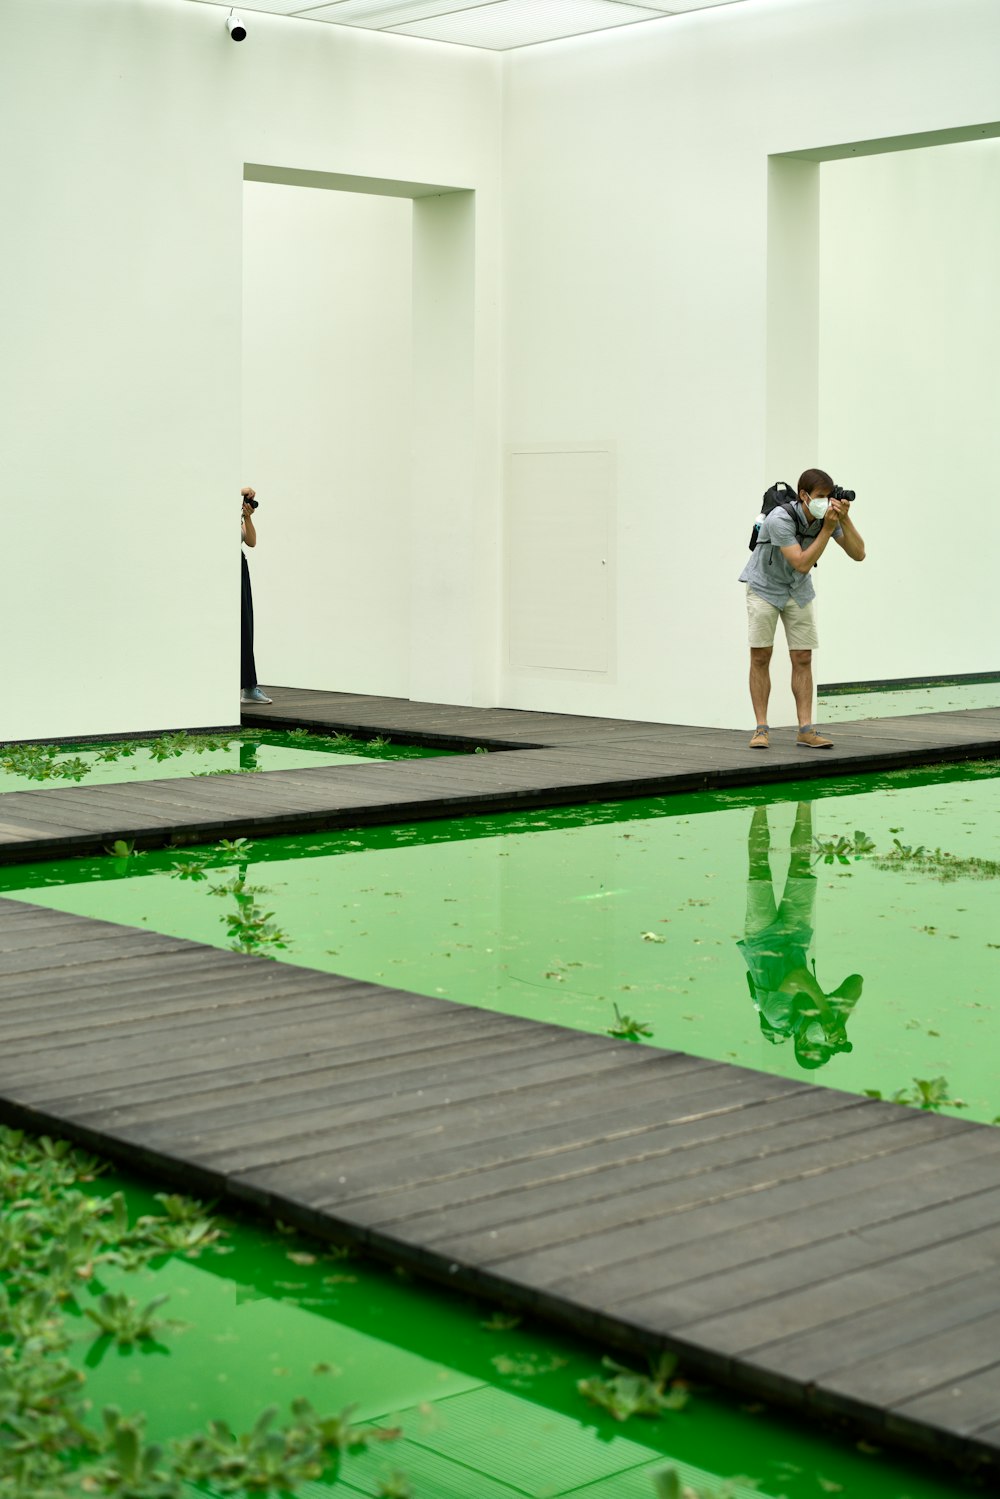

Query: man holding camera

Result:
[240,486,272,707]
[739,468,865,749]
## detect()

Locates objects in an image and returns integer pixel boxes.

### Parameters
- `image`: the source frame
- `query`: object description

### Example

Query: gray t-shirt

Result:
[738,501,842,608]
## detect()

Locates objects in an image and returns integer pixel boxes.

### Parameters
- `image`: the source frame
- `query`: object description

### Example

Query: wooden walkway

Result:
[1,897,999,1472]
[0,686,996,865]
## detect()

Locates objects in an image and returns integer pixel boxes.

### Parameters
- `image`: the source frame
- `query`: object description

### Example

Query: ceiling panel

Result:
[188,0,750,49]
[389,0,671,50]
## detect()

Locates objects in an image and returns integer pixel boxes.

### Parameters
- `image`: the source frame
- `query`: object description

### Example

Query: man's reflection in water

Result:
[239,739,261,773]
[738,802,863,1070]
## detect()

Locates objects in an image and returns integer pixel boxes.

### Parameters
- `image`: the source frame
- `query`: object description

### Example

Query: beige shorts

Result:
[746,586,819,650]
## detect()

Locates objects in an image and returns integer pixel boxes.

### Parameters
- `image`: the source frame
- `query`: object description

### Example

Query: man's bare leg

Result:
[750,646,773,727]
[791,649,833,746]
[789,649,814,729]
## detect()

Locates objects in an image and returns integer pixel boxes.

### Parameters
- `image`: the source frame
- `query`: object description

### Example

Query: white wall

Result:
[0,0,500,742]
[242,182,413,697]
[501,0,1000,728]
[4,0,999,743]
[818,138,1000,684]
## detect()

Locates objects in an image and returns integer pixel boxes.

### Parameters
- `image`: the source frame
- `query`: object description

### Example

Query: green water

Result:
[47,1163,986,1499]
[819,679,1000,723]
[3,761,999,1123]
[0,729,445,793]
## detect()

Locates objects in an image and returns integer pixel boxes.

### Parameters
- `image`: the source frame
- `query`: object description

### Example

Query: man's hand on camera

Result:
[823,500,845,531]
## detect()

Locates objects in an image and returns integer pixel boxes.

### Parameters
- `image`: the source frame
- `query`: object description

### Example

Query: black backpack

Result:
[748,481,810,552]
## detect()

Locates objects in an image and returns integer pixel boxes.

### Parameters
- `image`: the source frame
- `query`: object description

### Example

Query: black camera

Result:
[830,484,856,503]
[241,495,258,511]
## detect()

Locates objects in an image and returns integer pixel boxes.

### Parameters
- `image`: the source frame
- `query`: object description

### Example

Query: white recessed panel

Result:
[193,0,315,15]
[507,445,614,673]
[657,0,745,10]
[298,1,497,25]
[391,0,667,50]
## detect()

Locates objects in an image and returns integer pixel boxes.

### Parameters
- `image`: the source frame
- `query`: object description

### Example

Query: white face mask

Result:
[807,496,830,520]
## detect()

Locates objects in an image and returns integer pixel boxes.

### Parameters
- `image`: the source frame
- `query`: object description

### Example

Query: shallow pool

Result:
[9,1130,981,1499]
[818,678,1000,723]
[0,728,446,792]
[3,760,998,1124]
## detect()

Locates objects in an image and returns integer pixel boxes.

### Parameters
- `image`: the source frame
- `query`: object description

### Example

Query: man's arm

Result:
[241,488,257,548]
[833,504,865,561]
[779,509,840,575]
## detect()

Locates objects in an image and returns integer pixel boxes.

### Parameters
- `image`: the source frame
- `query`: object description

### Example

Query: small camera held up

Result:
[830,483,856,503]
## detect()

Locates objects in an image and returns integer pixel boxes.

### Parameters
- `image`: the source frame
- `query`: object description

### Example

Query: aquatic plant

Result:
[0,1125,402,1498]
[813,830,875,865]
[607,1004,653,1042]
[0,731,244,788]
[875,840,1000,882]
[84,1291,172,1345]
[0,742,90,783]
[216,838,254,856]
[651,1471,702,1499]
[104,840,138,859]
[863,1076,968,1112]
[366,735,390,750]
[578,1353,688,1423]
[210,876,290,957]
[810,825,1000,882]
[191,767,259,776]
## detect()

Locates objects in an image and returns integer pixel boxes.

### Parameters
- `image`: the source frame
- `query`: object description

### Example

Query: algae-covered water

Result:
[0,728,445,793]
[818,678,1000,723]
[33,1155,987,1499]
[3,760,999,1123]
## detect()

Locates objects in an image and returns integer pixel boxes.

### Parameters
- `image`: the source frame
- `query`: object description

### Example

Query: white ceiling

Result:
[188,0,749,52]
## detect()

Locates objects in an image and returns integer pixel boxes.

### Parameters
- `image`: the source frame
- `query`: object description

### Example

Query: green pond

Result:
[818,679,1000,723]
[2,762,999,1122]
[4,1140,985,1499]
[0,729,446,793]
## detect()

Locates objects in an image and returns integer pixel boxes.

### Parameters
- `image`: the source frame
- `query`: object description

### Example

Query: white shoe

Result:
[241,687,273,705]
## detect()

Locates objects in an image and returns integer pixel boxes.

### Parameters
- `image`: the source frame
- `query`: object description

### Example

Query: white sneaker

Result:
[241,687,273,705]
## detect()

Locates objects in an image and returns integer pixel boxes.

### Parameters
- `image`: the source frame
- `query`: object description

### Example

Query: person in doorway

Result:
[738,802,863,1070]
[240,487,272,706]
[739,468,865,749]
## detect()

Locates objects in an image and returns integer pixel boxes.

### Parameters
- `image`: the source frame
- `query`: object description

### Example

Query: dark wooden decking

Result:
[0,686,996,865]
[1,897,999,1471]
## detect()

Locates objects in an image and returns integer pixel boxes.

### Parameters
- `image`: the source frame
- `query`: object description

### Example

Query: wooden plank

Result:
[479,1118,989,1287]
[547,1156,1000,1322]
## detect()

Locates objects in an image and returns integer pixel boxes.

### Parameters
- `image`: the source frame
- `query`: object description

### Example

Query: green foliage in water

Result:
[578,1353,688,1423]
[813,830,876,864]
[0,732,245,786]
[0,1126,399,1498]
[607,1003,654,1042]
[814,827,1000,882]
[0,743,91,783]
[165,842,290,958]
[863,1076,968,1112]
[210,877,290,957]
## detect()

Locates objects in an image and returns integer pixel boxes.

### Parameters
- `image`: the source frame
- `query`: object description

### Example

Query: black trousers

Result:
[241,552,257,690]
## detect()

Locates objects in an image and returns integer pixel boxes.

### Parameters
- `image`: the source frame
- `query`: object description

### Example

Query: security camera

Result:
[226,13,247,41]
